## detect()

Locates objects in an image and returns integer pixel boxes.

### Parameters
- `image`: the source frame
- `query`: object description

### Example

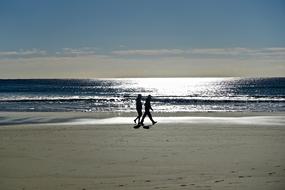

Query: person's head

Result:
[137,94,142,100]
[147,95,152,100]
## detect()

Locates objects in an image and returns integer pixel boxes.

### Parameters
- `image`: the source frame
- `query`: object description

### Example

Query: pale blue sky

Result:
[1,0,284,51]
[0,0,284,78]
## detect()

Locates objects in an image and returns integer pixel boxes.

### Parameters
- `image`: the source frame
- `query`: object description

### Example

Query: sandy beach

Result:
[0,112,285,190]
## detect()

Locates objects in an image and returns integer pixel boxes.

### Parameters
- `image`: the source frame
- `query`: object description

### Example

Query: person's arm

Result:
[150,104,153,111]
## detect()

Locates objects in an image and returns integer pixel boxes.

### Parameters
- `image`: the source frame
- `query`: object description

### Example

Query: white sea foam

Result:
[58,116,285,126]
[1,115,284,127]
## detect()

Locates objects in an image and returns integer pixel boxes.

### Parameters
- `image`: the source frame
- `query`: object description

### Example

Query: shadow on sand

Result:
[133,124,153,129]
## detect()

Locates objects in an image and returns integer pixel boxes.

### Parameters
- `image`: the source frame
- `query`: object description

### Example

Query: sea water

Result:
[0,78,284,112]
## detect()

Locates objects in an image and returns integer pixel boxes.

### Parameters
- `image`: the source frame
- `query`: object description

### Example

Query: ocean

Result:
[0,78,284,112]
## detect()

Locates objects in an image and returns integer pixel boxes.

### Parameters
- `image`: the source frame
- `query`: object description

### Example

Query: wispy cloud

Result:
[111,47,285,59]
[1,54,284,78]
[1,47,285,61]
[0,47,101,59]
[112,49,185,56]
[56,47,98,56]
[256,48,285,58]
[0,49,46,58]
[191,47,285,58]
[191,48,253,55]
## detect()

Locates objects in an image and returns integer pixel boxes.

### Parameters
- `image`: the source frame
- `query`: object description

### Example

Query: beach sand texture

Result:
[0,112,285,190]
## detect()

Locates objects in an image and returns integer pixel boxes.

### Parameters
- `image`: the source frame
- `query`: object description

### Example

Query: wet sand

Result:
[0,112,285,190]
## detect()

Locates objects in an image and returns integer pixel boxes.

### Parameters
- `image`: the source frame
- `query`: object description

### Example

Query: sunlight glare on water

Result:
[122,78,227,96]
[0,78,284,112]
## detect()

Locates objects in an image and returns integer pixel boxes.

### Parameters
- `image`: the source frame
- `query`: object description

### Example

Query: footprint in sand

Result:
[214,179,224,183]
[268,172,276,175]
[154,187,168,189]
[229,182,241,184]
[237,175,252,178]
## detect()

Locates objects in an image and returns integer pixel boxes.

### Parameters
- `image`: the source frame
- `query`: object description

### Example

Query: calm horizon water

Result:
[0,78,284,112]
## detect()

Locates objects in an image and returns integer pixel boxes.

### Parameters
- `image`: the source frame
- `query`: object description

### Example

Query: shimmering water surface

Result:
[0,78,284,112]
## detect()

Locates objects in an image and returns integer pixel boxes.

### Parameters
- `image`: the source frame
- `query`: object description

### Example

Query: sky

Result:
[0,0,284,78]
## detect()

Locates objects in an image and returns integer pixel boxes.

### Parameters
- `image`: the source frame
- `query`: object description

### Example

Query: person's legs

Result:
[134,109,143,123]
[140,112,147,125]
[147,112,156,124]
[134,115,138,123]
[137,110,142,123]
[134,116,139,123]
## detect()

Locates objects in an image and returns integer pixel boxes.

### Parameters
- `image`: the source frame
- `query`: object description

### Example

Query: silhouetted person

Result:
[134,94,142,124]
[141,95,157,125]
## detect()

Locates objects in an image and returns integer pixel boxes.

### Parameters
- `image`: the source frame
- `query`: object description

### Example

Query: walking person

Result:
[141,95,157,126]
[134,94,142,124]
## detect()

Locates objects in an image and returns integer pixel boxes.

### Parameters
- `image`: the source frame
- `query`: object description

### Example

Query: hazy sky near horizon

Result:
[0,0,284,78]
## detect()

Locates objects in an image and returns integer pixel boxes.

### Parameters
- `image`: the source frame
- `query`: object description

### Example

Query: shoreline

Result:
[0,111,284,127]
